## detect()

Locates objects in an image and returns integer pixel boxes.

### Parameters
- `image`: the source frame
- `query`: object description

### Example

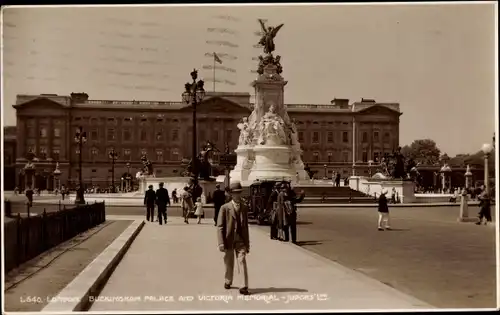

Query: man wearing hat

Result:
[212,184,226,226]
[378,189,391,231]
[144,185,156,222]
[268,182,281,240]
[217,181,250,295]
[156,182,170,225]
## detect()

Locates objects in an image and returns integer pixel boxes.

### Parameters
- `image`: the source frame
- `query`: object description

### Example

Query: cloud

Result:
[207,27,238,35]
[140,47,159,52]
[213,15,240,22]
[4,22,16,28]
[206,40,239,48]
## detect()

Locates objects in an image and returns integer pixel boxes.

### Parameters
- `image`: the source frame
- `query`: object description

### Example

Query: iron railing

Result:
[4,202,106,272]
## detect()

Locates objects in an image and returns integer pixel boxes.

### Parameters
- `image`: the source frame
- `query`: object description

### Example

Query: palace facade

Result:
[9,91,401,189]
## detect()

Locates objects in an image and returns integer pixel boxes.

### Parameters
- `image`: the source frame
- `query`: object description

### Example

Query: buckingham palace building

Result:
[7,91,401,190]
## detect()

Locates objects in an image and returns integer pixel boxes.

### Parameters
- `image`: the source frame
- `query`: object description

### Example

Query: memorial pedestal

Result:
[247,145,296,182]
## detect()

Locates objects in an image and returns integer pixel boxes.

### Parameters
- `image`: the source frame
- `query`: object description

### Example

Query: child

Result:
[378,189,391,231]
[194,197,204,224]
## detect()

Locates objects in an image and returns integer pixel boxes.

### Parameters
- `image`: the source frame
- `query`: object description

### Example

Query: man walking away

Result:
[156,182,170,225]
[268,183,280,240]
[335,173,341,187]
[378,189,391,231]
[476,189,492,225]
[283,183,305,243]
[144,185,156,222]
[212,184,226,226]
[217,182,250,295]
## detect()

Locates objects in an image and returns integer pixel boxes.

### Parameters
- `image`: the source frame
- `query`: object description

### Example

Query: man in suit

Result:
[282,183,305,243]
[212,184,226,226]
[144,185,156,222]
[156,182,170,225]
[217,181,250,295]
[268,182,281,240]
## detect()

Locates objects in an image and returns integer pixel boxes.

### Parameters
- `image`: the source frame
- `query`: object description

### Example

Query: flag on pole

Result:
[214,52,223,64]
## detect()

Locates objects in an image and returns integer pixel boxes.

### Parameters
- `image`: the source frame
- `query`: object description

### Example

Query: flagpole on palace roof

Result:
[213,53,216,92]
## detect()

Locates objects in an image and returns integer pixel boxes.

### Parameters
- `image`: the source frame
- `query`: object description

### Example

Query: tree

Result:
[402,139,441,165]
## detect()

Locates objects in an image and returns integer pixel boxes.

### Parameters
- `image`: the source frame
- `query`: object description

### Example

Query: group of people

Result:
[267,182,305,243]
[143,182,171,225]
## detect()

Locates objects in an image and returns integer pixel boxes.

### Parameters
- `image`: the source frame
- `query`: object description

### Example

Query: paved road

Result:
[253,206,496,309]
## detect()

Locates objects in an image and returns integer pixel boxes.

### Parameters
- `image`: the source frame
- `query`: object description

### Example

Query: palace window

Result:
[91,148,99,160]
[52,148,60,161]
[156,150,163,162]
[362,151,368,162]
[172,130,179,141]
[123,129,132,142]
[53,128,61,138]
[362,132,368,143]
[156,129,163,141]
[140,130,148,142]
[124,117,133,123]
[373,152,380,162]
[140,149,147,157]
[373,131,379,143]
[39,127,47,138]
[312,132,319,143]
[342,131,349,143]
[313,152,319,162]
[90,118,99,125]
[124,149,131,160]
[328,152,333,162]
[90,129,98,141]
[342,152,349,162]
[298,131,304,142]
[39,147,47,159]
[172,148,179,161]
[327,131,333,143]
[107,129,116,141]
[107,117,117,124]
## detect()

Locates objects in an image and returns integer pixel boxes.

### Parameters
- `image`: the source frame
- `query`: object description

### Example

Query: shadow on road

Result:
[295,240,324,246]
[296,221,313,225]
[250,287,308,294]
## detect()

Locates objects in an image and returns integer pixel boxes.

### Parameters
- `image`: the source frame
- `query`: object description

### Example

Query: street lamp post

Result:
[182,69,206,184]
[74,126,87,204]
[109,149,119,193]
[126,162,131,191]
[323,164,327,179]
[481,143,493,194]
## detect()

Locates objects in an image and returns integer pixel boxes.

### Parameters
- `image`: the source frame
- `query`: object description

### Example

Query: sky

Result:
[1,3,497,156]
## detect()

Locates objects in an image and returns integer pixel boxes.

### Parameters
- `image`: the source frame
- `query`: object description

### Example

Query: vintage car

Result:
[244,179,290,225]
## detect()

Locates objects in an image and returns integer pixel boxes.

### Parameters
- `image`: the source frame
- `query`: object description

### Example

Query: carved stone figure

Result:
[257,105,286,145]
[258,19,284,55]
[274,55,283,74]
[237,117,252,145]
[140,154,154,175]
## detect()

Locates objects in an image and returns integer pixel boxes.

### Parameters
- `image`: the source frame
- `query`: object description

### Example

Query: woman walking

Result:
[180,186,194,224]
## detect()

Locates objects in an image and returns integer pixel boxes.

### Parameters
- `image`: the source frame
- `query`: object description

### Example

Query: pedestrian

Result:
[335,173,341,187]
[194,197,204,224]
[217,181,250,295]
[156,182,170,225]
[378,189,391,231]
[268,183,281,240]
[25,187,34,207]
[172,188,178,204]
[282,182,305,243]
[476,188,492,225]
[180,186,193,224]
[212,184,226,226]
[144,185,156,222]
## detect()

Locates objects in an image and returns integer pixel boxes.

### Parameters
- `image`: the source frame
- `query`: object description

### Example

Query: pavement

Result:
[88,216,433,312]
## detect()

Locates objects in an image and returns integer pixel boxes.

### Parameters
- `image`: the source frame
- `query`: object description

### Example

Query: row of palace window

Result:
[28,126,391,146]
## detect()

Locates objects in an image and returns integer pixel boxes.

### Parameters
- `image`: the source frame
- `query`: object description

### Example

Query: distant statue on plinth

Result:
[258,19,284,55]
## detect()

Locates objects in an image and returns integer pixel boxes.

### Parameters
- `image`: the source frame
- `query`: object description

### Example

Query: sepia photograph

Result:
[1,2,498,313]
